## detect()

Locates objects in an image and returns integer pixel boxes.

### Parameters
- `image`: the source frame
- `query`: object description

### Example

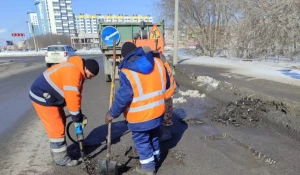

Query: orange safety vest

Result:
[121,58,167,123]
[41,56,85,115]
[163,60,177,99]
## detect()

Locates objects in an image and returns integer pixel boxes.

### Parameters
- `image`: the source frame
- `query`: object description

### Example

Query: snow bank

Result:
[177,52,300,87]
[76,48,102,54]
[0,49,102,57]
[0,51,46,57]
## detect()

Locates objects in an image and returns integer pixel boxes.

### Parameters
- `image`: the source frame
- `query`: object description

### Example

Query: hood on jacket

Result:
[118,47,154,74]
[68,56,86,79]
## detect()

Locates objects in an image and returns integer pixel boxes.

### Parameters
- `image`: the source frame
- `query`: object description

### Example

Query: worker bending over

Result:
[29,56,99,166]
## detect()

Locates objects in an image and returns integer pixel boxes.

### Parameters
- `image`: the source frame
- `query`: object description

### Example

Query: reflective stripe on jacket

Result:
[121,58,167,123]
[29,56,85,117]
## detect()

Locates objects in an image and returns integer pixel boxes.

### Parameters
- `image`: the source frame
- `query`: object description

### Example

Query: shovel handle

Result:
[107,38,117,160]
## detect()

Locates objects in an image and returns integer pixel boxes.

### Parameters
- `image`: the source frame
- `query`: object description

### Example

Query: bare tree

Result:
[156,0,300,59]
[236,0,300,59]
[157,0,241,57]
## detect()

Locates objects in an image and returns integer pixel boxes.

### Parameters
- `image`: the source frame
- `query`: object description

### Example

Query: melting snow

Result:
[178,90,205,98]
[173,97,187,104]
[196,76,220,90]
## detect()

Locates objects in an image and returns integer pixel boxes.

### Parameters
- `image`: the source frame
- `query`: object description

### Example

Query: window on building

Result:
[56,22,62,26]
[53,2,59,6]
[54,10,60,15]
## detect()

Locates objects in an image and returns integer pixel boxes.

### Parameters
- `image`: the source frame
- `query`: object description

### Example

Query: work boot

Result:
[51,151,80,166]
[135,166,156,175]
[65,159,80,166]
[159,125,172,142]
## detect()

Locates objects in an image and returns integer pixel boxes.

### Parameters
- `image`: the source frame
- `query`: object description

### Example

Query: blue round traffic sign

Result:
[101,26,120,46]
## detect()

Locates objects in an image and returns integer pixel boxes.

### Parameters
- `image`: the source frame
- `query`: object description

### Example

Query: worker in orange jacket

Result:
[141,46,177,142]
[105,42,170,174]
[29,56,99,166]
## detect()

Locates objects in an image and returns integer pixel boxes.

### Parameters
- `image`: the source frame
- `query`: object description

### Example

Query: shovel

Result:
[99,38,119,175]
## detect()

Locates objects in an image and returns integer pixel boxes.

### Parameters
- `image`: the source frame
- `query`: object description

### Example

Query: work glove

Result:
[73,115,88,129]
[105,111,114,124]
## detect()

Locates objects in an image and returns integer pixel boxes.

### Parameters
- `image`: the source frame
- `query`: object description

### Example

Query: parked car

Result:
[45,45,77,67]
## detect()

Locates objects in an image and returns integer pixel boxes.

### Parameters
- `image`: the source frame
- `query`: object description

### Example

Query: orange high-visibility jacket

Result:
[29,56,86,118]
[121,57,167,123]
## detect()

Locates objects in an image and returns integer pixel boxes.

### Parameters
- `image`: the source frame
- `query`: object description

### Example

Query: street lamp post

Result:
[26,21,31,50]
[173,0,179,66]
[30,23,38,51]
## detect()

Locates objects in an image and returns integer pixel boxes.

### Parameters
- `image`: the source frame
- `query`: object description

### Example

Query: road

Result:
[1,55,300,175]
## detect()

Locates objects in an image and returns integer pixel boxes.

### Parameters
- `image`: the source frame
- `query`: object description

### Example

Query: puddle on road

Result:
[278,69,300,79]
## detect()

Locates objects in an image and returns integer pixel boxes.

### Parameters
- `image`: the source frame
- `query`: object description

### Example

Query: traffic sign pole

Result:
[173,0,179,66]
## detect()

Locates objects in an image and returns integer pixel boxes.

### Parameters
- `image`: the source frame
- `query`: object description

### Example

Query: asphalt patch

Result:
[200,133,276,165]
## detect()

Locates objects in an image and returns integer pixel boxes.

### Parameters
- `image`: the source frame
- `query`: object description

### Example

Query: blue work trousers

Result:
[132,126,161,172]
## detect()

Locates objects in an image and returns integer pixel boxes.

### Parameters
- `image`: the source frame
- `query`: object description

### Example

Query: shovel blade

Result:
[99,160,118,175]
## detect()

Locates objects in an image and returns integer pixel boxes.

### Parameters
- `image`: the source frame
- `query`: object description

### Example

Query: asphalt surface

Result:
[2,55,300,174]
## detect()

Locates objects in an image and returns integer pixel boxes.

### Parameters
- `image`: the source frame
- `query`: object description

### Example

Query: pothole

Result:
[199,133,276,166]
[82,157,100,175]
[81,147,138,175]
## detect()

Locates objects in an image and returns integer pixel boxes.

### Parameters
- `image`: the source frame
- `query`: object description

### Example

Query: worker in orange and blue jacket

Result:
[105,42,170,175]
[29,56,99,166]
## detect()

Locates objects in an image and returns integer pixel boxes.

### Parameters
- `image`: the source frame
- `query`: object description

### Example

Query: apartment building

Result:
[34,0,75,35]
[27,12,40,36]
[74,14,153,34]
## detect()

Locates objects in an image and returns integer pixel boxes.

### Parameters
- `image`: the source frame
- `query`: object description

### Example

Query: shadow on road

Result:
[158,107,188,170]
[68,120,129,159]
